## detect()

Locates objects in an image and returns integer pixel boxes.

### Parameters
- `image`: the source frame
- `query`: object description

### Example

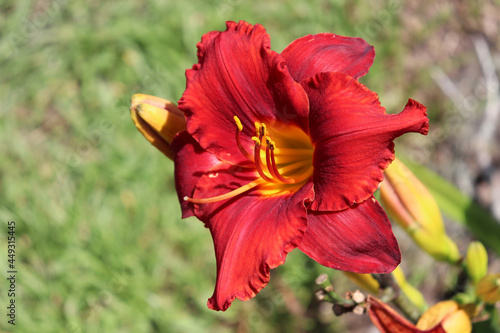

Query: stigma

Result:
[184,116,313,204]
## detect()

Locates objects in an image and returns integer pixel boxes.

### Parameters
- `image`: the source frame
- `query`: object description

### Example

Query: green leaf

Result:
[400,157,500,255]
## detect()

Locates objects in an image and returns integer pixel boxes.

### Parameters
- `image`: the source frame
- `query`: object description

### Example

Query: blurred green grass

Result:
[0,0,494,332]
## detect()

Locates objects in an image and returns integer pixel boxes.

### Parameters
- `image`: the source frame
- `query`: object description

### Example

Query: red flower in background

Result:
[171,21,429,311]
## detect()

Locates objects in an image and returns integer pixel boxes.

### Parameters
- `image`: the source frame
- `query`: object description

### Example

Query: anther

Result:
[254,122,261,137]
[234,116,252,161]
[234,116,243,132]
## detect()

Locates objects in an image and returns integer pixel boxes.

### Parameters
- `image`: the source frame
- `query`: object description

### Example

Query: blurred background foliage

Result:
[0,0,499,332]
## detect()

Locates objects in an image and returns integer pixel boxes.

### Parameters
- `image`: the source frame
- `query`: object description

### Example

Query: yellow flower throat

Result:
[184,116,314,204]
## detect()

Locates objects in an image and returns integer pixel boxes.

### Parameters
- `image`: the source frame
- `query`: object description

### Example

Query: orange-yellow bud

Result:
[416,300,472,333]
[380,158,460,263]
[475,273,500,304]
[130,94,186,160]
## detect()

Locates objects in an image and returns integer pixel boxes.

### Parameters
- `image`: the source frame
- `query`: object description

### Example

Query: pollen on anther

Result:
[254,122,261,137]
[234,116,243,131]
[183,196,189,201]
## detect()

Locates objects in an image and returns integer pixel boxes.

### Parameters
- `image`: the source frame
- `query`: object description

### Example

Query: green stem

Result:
[322,288,354,307]
[373,273,422,323]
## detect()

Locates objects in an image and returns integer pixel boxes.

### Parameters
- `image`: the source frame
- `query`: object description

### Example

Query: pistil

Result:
[184,179,265,204]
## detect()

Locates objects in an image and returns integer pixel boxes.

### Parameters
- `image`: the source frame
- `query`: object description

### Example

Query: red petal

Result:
[179,21,310,165]
[301,72,429,211]
[171,131,221,218]
[281,33,375,82]
[368,297,447,333]
[368,297,421,333]
[192,164,314,311]
[299,198,400,273]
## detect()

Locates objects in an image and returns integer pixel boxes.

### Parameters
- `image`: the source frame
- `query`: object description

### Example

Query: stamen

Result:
[234,116,252,161]
[268,142,295,184]
[254,122,261,138]
[252,136,274,182]
[234,116,243,132]
[265,136,276,179]
[260,123,268,138]
[190,117,314,205]
[184,179,264,204]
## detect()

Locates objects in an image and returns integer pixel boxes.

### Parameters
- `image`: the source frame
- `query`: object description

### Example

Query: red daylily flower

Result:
[171,21,429,311]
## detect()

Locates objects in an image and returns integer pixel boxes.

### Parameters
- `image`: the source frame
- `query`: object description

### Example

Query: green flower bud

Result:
[465,241,488,284]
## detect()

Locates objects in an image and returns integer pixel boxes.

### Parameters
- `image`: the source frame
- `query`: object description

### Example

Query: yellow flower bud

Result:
[380,158,460,263]
[344,271,380,294]
[476,273,500,304]
[411,229,460,264]
[416,300,472,333]
[465,241,488,285]
[345,266,427,312]
[130,94,186,160]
